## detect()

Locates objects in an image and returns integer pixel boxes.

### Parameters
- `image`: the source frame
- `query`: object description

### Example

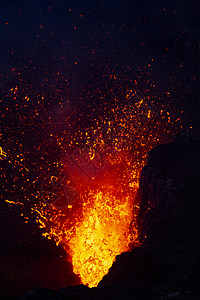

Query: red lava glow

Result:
[33,91,178,287]
[67,187,134,287]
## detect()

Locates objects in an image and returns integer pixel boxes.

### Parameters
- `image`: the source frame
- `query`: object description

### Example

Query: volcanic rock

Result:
[99,139,200,299]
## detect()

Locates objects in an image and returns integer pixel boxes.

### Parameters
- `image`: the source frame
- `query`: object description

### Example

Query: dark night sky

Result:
[0,0,199,297]
[0,0,199,126]
[0,0,199,116]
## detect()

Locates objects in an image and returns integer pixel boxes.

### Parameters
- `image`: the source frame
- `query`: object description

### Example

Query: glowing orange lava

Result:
[66,188,134,287]
[33,90,178,288]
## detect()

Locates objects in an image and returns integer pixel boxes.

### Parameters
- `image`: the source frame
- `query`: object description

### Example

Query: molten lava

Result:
[67,188,134,287]
[33,91,177,288]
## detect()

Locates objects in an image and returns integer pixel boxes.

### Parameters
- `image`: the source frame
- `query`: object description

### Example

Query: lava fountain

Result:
[67,188,133,287]
[34,91,178,287]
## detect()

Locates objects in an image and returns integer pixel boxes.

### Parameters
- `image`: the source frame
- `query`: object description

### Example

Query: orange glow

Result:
[0,146,6,159]
[33,90,177,288]
[67,188,134,287]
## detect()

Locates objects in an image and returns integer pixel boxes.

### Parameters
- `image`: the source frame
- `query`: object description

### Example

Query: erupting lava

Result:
[67,188,134,287]
[33,91,177,287]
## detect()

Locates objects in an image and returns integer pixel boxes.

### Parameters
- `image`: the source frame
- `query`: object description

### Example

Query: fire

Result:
[35,149,141,287]
[67,188,133,287]
[32,90,178,288]
[59,147,143,287]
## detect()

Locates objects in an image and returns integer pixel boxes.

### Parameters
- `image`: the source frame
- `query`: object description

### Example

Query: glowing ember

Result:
[67,188,133,287]
[32,90,178,288]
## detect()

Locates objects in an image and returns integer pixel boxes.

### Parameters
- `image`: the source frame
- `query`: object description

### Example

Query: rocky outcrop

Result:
[19,140,200,299]
[138,137,200,242]
[99,139,200,299]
